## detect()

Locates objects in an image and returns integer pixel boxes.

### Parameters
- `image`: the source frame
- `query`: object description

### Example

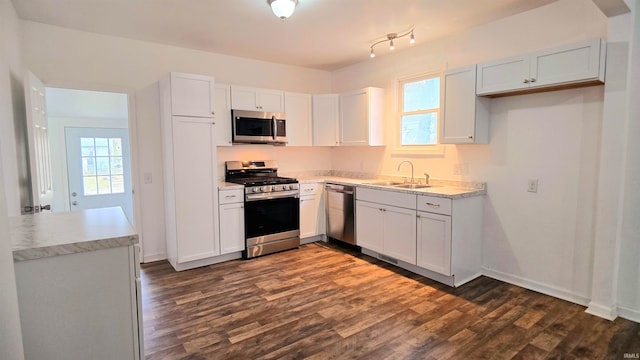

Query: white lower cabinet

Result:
[356,188,417,265]
[356,187,483,287]
[416,211,452,275]
[218,188,245,254]
[299,182,325,240]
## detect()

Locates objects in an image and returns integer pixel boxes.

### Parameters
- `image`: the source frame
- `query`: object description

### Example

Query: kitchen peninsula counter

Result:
[10,206,138,261]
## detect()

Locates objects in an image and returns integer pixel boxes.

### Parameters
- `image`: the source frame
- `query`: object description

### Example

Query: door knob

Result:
[72,201,78,206]
[72,192,77,197]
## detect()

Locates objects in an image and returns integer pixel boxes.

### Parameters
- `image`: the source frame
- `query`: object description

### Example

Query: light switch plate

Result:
[527,179,538,193]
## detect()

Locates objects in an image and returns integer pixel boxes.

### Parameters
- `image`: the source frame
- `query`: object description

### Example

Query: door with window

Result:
[64,127,134,223]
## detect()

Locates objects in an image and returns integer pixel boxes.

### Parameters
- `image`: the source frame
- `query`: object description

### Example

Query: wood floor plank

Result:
[140,242,640,359]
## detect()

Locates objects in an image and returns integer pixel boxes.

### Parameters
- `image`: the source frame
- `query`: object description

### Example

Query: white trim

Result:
[586,301,618,320]
[482,267,590,306]
[142,252,167,263]
[617,305,640,323]
[127,93,144,261]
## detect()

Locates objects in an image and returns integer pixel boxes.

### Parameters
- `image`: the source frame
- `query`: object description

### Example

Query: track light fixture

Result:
[369,28,415,58]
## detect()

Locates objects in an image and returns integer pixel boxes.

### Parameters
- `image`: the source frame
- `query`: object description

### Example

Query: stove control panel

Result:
[246,183,299,194]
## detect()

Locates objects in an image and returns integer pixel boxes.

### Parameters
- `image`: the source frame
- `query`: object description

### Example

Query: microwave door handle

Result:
[272,115,277,141]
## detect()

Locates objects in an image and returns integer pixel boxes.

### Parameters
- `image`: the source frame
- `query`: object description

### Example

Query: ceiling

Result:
[12,0,560,71]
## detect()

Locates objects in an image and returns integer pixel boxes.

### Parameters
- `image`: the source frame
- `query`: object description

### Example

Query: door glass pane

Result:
[111,175,124,193]
[82,157,96,176]
[95,138,109,156]
[110,157,123,175]
[83,176,98,195]
[97,176,111,194]
[109,138,122,156]
[96,157,110,175]
[81,138,95,156]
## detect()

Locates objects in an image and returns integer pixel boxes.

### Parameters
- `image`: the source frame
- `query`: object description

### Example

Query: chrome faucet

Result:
[397,161,415,183]
[424,173,430,185]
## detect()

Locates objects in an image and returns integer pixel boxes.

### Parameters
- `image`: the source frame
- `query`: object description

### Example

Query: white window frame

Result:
[393,71,445,155]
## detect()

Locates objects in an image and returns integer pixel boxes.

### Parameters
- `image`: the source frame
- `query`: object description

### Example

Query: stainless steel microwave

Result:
[231,109,287,145]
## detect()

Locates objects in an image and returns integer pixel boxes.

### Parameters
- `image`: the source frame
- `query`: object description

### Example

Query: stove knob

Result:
[260,186,266,192]
[252,187,260,193]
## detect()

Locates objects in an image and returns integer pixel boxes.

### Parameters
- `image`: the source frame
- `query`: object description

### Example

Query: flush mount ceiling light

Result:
[369,28,415,58]
[268,0,298,20]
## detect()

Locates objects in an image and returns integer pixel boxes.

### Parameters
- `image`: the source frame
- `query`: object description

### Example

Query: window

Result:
[398,74,441,146]
[80,137,125,196]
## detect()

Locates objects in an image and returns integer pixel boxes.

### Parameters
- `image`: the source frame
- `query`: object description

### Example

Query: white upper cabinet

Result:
[284,92,312,146]
[214,84,232,146]
[441,65,490,144]
[169,72,215,118]
[339,87,384,146]
[230,85,284,112]
[312,94,340,146]
[477,39,605,96]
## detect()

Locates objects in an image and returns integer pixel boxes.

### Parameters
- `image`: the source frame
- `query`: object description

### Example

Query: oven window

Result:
[245,197,299,239]
[235,118,273,137]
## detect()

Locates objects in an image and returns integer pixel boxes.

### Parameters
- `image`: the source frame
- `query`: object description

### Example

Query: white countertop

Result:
[219,175,486,199]
[10,207,138,262]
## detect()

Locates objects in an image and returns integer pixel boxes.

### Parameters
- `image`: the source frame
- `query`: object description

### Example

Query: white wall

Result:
[330,0,608,304]
[616,0,640,322]
[0,0,26,357]
[20,21,334,261]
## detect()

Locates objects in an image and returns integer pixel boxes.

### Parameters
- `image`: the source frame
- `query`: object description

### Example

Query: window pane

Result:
[81,138,95,156]
[110,157,123,175]
[83,176,98,196]
[82,157,96,176]
[403,77,440,112]
[401,113,438,145]
[96,157,110,175]
[97,176,111,194]
[95,138,109,156]
[109,138,122,156]
[111,175,124,194]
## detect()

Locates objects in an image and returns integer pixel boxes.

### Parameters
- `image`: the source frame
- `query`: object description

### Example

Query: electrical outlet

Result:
[527,179,538,193]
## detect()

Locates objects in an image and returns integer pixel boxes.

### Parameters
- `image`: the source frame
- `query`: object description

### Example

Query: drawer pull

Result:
[225,195,237,198]
[425,202,440,208]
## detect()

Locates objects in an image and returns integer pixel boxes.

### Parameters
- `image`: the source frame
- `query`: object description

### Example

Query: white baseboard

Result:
[586,301,618,320]
[482,267,590,306]
[143,253,166,263]
[617,305,640,323]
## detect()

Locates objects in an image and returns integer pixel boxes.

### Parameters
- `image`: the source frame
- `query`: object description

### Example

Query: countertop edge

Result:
[13,234,139,262]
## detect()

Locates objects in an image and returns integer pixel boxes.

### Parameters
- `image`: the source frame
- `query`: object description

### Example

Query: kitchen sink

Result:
[365,180,404,186]
[392,183,434,189]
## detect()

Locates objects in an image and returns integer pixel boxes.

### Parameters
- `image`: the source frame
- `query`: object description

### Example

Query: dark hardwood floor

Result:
[141,242,640,360]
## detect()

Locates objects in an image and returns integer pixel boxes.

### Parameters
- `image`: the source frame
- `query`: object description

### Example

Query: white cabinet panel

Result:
[285,92,312,146]
[477,39,605,96]
[355,201,384,253]
[417,211,452,275]
[170,73,215,118]
[339,87,384,146]
[383,205,417,265]
[312,94,339,146]
[300,182,324,239]
[230,86,284,112]
[441,65,490,144]
[172,118,219,262]
[476,55,530,95]
[219,202,245,254]
[214,84,232,146]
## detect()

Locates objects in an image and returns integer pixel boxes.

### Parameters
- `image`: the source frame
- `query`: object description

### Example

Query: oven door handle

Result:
[246,190,299,202]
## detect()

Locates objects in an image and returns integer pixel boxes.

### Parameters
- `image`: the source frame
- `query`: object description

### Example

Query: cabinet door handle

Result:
[530,78,536,83]
[468,135,473,139]
[425,202,440,208]
[212,121,216,125]
[523,79,530,83]
[416,214,421,218]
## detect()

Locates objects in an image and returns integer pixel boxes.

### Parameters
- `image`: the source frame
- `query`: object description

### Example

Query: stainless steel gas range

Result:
[225,160,300,259]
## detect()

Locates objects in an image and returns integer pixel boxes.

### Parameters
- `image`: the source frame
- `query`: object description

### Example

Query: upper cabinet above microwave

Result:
[230,85,285,112]
[165,72,216,118]
[476,39,606,97]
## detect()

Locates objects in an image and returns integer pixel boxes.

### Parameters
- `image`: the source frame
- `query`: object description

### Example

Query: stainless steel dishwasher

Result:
[325,183,356,245]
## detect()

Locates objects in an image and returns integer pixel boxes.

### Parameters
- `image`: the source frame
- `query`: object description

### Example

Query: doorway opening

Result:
[45,88,135,224]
